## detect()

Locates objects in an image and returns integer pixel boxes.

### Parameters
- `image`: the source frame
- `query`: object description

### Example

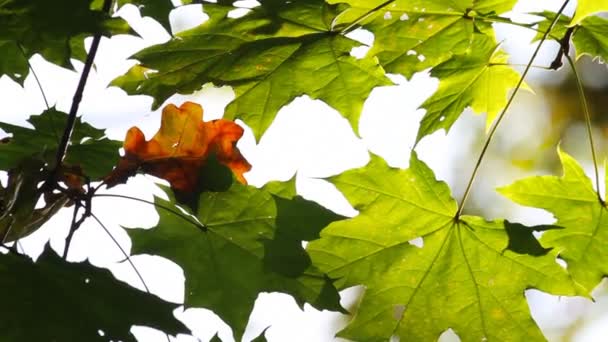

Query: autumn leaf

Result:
[105,101,251,192]
[308,152,585,341]
[111,0,391,140]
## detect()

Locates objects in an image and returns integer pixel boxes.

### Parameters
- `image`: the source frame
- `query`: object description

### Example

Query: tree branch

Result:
[51,0,112,181]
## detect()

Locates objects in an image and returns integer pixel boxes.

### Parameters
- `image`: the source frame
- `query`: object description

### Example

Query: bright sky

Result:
[1,1,607,341]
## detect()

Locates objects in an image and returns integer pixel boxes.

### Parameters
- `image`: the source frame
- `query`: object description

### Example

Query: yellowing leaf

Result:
[106,102,251,191]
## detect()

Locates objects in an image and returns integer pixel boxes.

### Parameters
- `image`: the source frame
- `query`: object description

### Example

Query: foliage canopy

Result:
[0,0,607,341]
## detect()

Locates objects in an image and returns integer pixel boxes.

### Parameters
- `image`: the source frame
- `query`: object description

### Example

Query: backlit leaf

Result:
[417,35,527,142]
[0,108,121,180]
[533,12,608,64]
[329,0,514,79]
[128,179,345,337]
[499,148,608,291]
[308,153,584,341]
[571,15,608,63]
[105,101,251,191]
[111,0,391,140]
[0,245,187,341]
[0,0,132,84]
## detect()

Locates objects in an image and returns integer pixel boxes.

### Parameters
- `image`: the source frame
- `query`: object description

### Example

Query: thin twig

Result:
[16,43,59,141]
[51,0,112,176]
[17,44,51,111]
[90,212,151,292]
[456,0,572,218]
[565,54,603,202]
[490,62,554,70]
[93,193,207,232]
[479,15,561,41]
[63,203,82,259]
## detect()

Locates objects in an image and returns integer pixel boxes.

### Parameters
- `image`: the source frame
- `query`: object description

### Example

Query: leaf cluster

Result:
[1,0,608,341]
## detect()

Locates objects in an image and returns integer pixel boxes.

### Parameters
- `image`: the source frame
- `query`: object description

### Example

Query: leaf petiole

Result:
[456,0,572,218]
[565,54,603,203]
[92,193,207,232]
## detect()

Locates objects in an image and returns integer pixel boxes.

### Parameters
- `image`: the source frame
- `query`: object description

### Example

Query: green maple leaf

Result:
[572,16,608,63]
[307,153,585,341]
[499,148,608,291]
[0,0,132,84]
[128,180,345,338]
[571,0,608,26]
[533,12,608,64]
[417,34,527,142]
[328,0,515,79]
[0,108,121,180]
[0,245,186,341]
[111,0,391,140]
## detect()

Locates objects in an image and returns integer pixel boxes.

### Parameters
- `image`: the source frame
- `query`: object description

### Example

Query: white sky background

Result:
[2,0,608,341]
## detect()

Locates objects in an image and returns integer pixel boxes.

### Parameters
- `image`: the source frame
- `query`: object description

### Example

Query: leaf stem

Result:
[456,0,571,218]
[93,193,207,232]
[565,54,603,202]
[90,212,151,292]
[490,62,553,70]
[479,16,561,41]
[339,0,396,34]
[16,43,60,141]
[63,203,82,259]
[90,212,171,342]
[52,0,112,174]
[17,44,51,111]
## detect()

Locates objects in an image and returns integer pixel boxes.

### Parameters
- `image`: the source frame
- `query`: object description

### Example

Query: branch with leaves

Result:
[0,0,608,341]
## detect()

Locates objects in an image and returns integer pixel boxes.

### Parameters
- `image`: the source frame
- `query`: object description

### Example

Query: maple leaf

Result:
[0,245,187,341]
[106,102,251,192]
[0,0,132,84]
[128,180,345,338]
[111,0,391,140]
[0,108,121,180]
[307,153,585,341]
[570,0,608,26]
[329,0,515,79]
[417,34,528,142]
[499,148,608,291]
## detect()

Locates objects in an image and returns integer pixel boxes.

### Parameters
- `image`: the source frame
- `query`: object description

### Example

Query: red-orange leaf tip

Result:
[105,101,251,191]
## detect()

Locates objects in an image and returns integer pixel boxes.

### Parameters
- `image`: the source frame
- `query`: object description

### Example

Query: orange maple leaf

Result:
[105,101,251,191]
